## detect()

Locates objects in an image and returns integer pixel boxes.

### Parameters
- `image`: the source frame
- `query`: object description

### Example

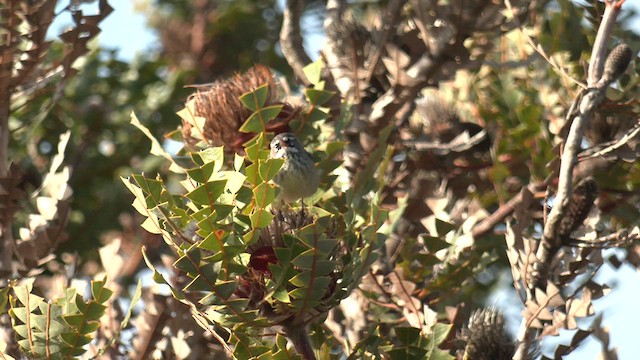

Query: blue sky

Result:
[54,0,640,358]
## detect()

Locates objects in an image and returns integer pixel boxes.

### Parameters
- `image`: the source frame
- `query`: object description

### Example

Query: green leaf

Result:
[259,158,284,182]
[239,105,284,133]
[174,248,201,274]
[291,249,320,269]
[186,180,227,206]
[253,182,278,208]
[250,208,274,228]
[130,112,184,173]
[214,281,237,300]
[239,83,270,111]
[62,314,84,328]
[186,161,215,183]
[303,107,329,123]
[302,60,324,86]
[243,133,266,162]
[312,260,337,277]
[435,218,456,236]
[429,349,455,360]
[121,280,142,330]
[83,302,107,321]
[198,147,225,172]
[234,153,246,171]
[273,247,292,264]
[200,231,225,252]
[305,88,334,106]
[245,163,260,186]
[387,347,428,360]
[91,280,113,304]
[395,327,421,346]
[184,275,211,292]
[430,323,452,346]
[222,171,247,195]
[272,288,290,303]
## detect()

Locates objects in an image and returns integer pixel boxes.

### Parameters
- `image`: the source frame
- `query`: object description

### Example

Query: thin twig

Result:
[504,0,585,89]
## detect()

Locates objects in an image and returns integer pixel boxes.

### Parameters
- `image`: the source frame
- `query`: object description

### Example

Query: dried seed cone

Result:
[558,176,599,241]
[414,95,491,152]
[182,65,298,153]
[415,95,461,140]
[463,308,514,360]
[602,43,632,84]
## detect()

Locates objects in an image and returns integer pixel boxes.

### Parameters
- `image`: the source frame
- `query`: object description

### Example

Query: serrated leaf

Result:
[198,147,225,172]
[186,161,215,183]
[291,249,320,269]
[186,180,227,206]
[214,281,237,300]
[302,60,324,86]
[431,323,452,346]
[130,112,184,173]
[303,107,329,123]
[259,158,284,182]
[239,83,270,111]
[305,88,334,106]
[387,347,428,360]
[395,326,421,346]
[253,182,278,208]
[243,133,266,162]
[273,288,290,303]
[239,105,284,133]
[250,208,274,228]
[174,249,201,274]
[184,275,211,292]
[222,171,247,195]
[91,280,113,304]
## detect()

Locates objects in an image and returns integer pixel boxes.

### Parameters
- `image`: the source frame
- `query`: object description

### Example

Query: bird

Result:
[269,133,321,203]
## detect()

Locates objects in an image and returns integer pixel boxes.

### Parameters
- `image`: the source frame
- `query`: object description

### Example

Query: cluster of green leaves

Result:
[5,280,113,360]
[122,82,390,357]
[337,323,454,360]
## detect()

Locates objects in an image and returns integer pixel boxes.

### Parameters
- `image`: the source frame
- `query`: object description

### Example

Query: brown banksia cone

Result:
[600,43,633,86]
[414,95,491,153]
[181,64,299,153]
[558,176,599,242]
[463,308,515,360]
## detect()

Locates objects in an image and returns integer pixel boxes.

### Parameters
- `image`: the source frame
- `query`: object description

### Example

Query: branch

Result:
[280,0,312,86]
[471,182,545,239]
[538,41,632,274]
[513,3,630,357]
[587,0,625,85]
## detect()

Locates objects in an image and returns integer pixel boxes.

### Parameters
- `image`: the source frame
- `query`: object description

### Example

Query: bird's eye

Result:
[285,137,295,147]
[274,142,281,150]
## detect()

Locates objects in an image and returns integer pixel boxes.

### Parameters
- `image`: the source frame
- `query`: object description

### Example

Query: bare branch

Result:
[280,0,312,86]
[514,2,629,357]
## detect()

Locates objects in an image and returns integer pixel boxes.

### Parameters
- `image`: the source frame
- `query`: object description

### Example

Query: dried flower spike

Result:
[463,308,515,360]
[558,176,599,241]
[181,65,299,153]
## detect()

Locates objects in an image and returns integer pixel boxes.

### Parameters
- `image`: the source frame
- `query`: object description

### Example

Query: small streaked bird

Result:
[269,133,321,203]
